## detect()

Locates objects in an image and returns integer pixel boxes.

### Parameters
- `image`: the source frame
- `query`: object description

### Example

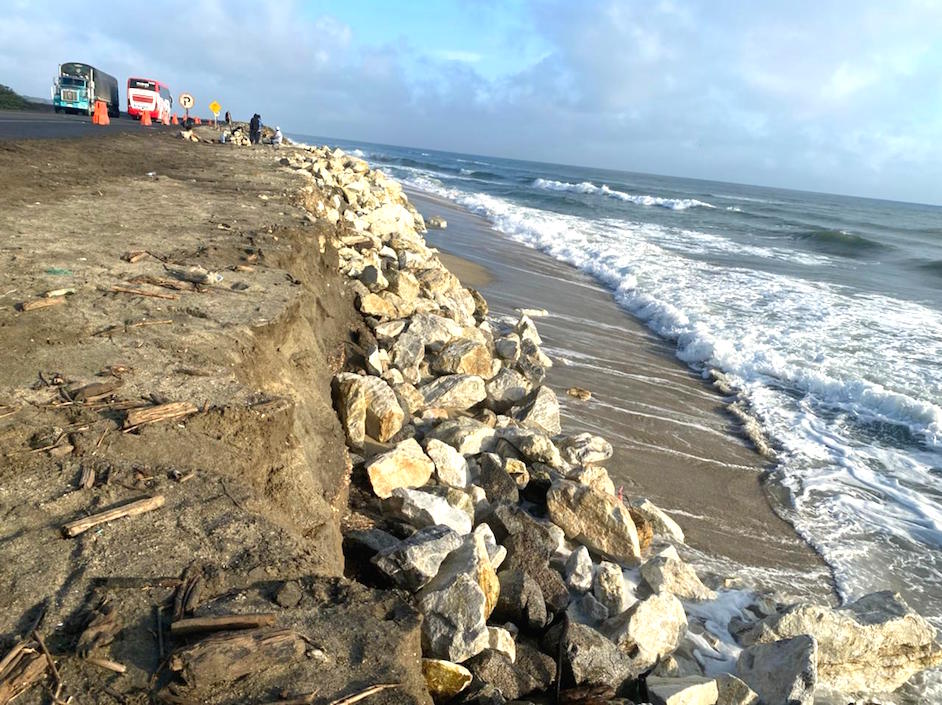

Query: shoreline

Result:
[405,188,832,595]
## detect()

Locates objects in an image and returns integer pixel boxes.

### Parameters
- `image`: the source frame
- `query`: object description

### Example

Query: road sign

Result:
[178,93,194,110]
[208,100,221,116]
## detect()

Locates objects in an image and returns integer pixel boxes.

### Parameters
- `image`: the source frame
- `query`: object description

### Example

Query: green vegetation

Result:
[0,84,30,110]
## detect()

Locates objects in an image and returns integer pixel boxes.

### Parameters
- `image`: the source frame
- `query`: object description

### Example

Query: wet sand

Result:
[411,190,832,596]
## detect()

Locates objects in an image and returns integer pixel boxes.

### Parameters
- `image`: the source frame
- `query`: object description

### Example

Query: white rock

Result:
[647,675,719,705]
[366,438,435,499]
[565,545,594,593]
[420,374,486,411]
[547,480,641,563]
[425,438,471,488]
[629,497,685,544]
[736,636,817,705]
[487,626,516,663]
[641,556,716,601]
[593,561,631,616]
[384,487,473,535]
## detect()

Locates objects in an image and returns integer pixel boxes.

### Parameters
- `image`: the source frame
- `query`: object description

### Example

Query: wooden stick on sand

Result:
[124,402,198,430]
[170,614,277,636]
[61,495,165,538]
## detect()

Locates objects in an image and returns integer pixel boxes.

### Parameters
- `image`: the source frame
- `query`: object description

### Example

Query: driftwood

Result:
[172,567,204,621]
[168,629,306,690]
[123,251,148,263]
[129,275,195,292]
[84,657,126,674]
[61,495,166,537]
[125,402,198,430]
[69,380,122,402]
[18,297,65,312]
[170,614,276,636]
[110,286,178,300]
[0,640,46,705]
[328,684,400,705]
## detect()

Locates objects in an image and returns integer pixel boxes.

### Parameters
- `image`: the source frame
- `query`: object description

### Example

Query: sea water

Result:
[297,134,942,695]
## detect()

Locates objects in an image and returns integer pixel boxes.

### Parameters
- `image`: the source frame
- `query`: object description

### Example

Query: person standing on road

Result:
[225,110,231,126]
[249,113,260,145]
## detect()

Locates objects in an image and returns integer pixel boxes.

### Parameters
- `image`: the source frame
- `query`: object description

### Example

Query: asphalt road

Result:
[0,109,167,139]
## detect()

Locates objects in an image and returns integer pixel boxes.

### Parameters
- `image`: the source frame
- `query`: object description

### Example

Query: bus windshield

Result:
[129,78,157,92]
[60,76,85,87]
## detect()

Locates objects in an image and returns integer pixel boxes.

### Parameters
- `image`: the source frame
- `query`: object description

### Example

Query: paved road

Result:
[0,109,166,140]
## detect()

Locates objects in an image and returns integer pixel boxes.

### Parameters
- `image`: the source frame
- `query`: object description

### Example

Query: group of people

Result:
[247,113,282,147]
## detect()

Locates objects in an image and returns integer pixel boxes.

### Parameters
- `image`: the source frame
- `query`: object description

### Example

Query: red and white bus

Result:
[126,77,172,122]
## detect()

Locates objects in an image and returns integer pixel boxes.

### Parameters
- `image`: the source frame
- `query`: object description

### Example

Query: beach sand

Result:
[411,190,832,597]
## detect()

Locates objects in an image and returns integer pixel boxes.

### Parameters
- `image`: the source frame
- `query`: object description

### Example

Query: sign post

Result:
[178,93,195,124]
[209,100,221,127]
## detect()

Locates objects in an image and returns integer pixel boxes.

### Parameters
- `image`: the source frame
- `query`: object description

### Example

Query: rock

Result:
[422,659,473,703]
[433,339,494,378]
[384,487,473,535]
[334,373,405,444]
[426,486,476,528]
[487,626,516,663]
[418,572,489,662]
[358,291,400,320]
[602,591,687,673]
[373,319,407,342]
[466,644,555,701]
[421,531,500,620]
[365,438,434,499]
[503,457,529,489]
[715,674,759,705]
[421,374,486,411]
[501,532,570,613]
[485,368,531,412]
[565,546,594,593]
[427,418,498,455]
[630,508,654,553]
[736,635,817,705]
[345,527,400,557]
[566,387,592,401]
[393,382,426,416]
[359,264,388,292]
[739,591,942,694]
[427,215,448,229]
[372,524,463,591]
[567,592,610,626]
[492,570,548,632]
[558,433,612,466]
[425,438,471,488]
[478,453,520,504]
[512,386,561,436]
[641,556,716,601]
[502,429,563,468]
[494,334,521,362]
[546,480,641,564]
[629,498,685,544]
[566,466,616,496]
[388,269,420,302]
[274,581,303,609]
[468,288,488,322]
[485,502,557,548]
[546,621,638,687]
[593,561,631,616]
[407,313,464,351]
[515,315,542,346]
[392,330,425,374]
[647,676,719,705]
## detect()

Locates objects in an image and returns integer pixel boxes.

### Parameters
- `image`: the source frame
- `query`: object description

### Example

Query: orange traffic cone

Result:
[140,110,152,126]
[93,100,110,126]
[194,116,201,125]
[171,113,179,125]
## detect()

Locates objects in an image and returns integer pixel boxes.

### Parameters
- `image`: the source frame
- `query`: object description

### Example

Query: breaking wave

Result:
[532,178,715,210]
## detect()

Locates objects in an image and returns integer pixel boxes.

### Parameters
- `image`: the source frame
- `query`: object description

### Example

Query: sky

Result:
[2,0,941,204]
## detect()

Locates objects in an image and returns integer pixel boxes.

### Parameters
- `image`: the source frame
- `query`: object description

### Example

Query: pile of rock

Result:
[283,144,942,705]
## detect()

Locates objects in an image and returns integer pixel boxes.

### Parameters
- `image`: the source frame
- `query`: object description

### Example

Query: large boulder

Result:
[593,561,631,616]
[408,312,465,351]
[512,386,561,436]
[484,368,531,412]
[565,545,594,593]
[629,497,685,543]
[420,531,500,620]
[334,372,404,445]
[739,591,942,695]
[546,480,641,564]
[417,574,488,663]
[647,676,719,705]
[640,555,716,601]
[392,331,425,372]
[365,438,434,499]
[492,569,548,632]
[372,524,463,591]
[477,453,520,504]
[736,636,817,705]
[426,418,498,456]
[558,433,613,466]
[501,428,564,468]
[602,591,687,673]
[425,438,471,488]
[433,339,494,378]
[546,621,638,687]
[384,488,473,535]
[420,374,486,411]
[465,643,555,701]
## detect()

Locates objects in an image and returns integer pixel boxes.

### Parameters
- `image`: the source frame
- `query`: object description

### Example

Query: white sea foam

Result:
[532,178,715,210]
[408,177,942,637]
[349,148,366,157]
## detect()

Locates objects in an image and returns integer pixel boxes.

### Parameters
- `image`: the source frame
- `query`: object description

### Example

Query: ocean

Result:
[295,133,942,693]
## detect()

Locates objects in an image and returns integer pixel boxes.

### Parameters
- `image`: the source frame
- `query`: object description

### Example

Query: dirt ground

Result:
[0,134,430,705]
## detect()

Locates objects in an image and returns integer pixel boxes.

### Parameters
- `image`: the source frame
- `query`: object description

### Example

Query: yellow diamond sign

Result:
[209,100,221,116]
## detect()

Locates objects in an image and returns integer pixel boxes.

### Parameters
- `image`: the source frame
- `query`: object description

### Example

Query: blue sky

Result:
[3,0,941,204]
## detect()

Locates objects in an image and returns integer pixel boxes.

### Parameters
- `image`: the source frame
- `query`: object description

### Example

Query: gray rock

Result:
[427,418,498,455]
[715,674,759,705]
[494,334,521,362]
[478,453,520,504]
[334,372,405,446]
[501,428,564,468]
[558,433,613,466]
[736,635,817,705]
[275,581,303,609]
[384,487,473,535]
[466,644,555,700]
[629,497,686,543]
[565,546,593,593]
[593,561,631,616]
[418,573,490,662]
[421,374,487,411]
[359,263,388,292]
[391,330,425,372]
[514,315,543,346]
[602,591,687,674]
[545,621,638,687]
[433,339,494,378]
[512,386,561,436]
[408,312,465,351]
[739,590,942,695]
[485,367,531,412]
[492,570,548,632]
[647,675,719,705]
[566,592,610,627]
[501,531,571,613]
[372,524,463,591]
